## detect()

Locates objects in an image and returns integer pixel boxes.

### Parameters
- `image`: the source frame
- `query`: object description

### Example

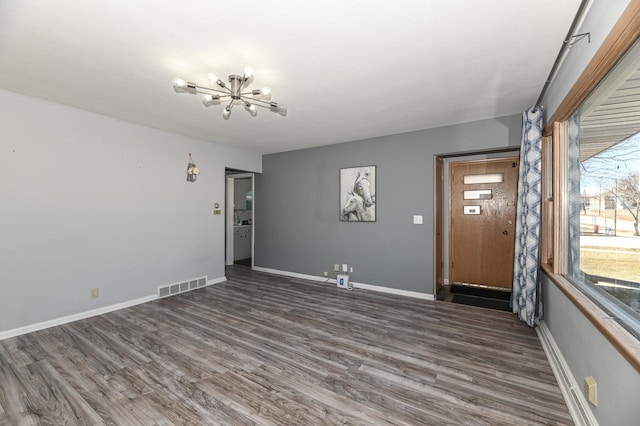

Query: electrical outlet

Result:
[350,266,353,273]
[91,288,99,299]
[323,271,328,277]
[342,264,348,273]
[333,264,340,272]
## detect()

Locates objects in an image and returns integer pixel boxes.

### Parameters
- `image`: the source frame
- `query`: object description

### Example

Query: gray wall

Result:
[542,274,640,425]
[0,89,261,333]
[541,1,639,424]
[255,115,521,293]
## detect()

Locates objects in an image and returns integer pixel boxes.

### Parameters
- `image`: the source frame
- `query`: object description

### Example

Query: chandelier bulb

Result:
[172,77,187,93]
[270,102,287,117]
[202,94,221,107]
[243,66,254,82]
[261,86,271,100]
[208,73,221,87]
[244,102,258,117]
[173,78,197,94]
[222,106,232,120]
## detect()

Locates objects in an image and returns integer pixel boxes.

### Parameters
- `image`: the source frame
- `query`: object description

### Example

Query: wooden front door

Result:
[449,157,519,290]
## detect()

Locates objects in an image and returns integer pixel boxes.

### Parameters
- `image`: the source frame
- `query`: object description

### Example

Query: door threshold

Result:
[452,282,512,292]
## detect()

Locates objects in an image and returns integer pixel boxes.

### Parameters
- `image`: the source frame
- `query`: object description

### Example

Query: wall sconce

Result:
[186,153,200,182]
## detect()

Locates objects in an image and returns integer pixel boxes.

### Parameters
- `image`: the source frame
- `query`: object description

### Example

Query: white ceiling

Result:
[0,0,580,155]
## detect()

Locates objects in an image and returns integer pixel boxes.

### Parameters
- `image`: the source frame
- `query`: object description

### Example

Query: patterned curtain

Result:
[512,107,544,327]
[567,112,582,279]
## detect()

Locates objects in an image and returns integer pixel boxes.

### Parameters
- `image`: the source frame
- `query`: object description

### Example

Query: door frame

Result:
[434,156,444,294]
[433,147,520,298]
[225,173,254,267]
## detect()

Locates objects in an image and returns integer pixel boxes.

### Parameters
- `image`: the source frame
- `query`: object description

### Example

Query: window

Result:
[564,39,640,339]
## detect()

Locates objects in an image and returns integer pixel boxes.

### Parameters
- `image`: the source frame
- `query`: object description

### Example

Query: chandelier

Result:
[172,66,287,120]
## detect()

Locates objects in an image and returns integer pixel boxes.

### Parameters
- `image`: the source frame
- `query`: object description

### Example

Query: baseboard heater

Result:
[157,276,208,299]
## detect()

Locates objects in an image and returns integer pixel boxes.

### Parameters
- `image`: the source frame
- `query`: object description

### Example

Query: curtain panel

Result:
[512,107,544,327]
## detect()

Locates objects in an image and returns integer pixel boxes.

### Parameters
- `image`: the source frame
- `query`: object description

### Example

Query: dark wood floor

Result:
[0,266,572,425]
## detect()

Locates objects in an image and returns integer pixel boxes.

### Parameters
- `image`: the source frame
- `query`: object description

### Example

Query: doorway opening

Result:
[225,170,254,268]
[434,147,520,311]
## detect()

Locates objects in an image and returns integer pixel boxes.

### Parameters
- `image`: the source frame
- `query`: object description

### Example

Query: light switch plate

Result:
[413,215,423,225]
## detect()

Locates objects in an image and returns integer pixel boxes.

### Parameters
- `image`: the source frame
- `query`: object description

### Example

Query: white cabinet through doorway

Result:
[234,226,251,260]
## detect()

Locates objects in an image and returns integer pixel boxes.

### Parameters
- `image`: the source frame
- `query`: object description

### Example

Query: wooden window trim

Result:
[541,0,640,373]
[551,121,569,276]
[542,264,640,372]
[540,135,553,266]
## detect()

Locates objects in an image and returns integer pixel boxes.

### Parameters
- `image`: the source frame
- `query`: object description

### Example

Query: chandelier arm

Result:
[208,96,233,103]
[194,84,232,95]
[241,97,273,106]
[195,89,232,99]
[250,102,273,110]
[202,93,232,100]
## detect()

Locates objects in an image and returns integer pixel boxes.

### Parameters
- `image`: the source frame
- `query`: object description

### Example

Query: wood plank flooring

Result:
[0,266,572,425]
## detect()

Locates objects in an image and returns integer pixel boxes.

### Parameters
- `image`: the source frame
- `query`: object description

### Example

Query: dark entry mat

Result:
[450,285,511,300]
[451,294,511,312]
[234,258,252,267]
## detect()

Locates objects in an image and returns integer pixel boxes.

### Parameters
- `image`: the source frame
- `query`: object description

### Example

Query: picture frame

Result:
[340,165,376,222]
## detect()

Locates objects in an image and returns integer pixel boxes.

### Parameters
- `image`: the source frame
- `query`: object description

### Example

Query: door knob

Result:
[502,230,508,235]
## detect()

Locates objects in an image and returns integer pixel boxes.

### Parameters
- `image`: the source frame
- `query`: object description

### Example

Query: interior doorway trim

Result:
[226,173,255,268]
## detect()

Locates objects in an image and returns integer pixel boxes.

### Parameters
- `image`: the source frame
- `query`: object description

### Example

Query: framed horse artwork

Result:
[340,165,376,222]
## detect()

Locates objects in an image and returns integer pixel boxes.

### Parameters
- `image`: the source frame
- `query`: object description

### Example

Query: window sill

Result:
[542,263,640,373]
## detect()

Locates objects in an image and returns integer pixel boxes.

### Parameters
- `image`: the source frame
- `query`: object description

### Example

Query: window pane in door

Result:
[463,173,503,184]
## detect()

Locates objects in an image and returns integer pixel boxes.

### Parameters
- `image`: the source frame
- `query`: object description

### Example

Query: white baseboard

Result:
[0,275,228,342]
[253,266,330,283]
[351,281,435,300]
[0,294,157,341]
[252,266,435,301]
[536,321,598,426]
[207,276,227,286]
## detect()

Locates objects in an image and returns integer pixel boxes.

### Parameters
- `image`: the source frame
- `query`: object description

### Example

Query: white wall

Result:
[0,89,261,334]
